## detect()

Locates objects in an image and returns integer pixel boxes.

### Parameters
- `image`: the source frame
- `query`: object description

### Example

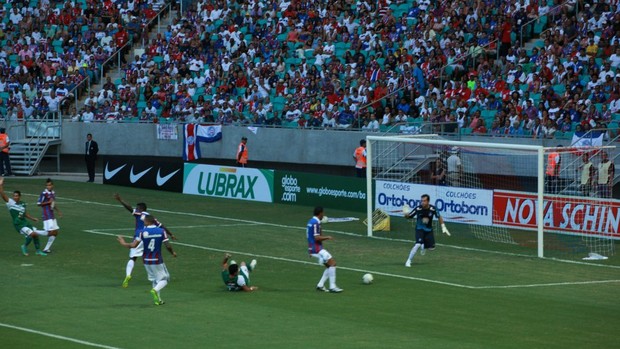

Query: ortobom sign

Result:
[375,180,493,226]
[183,164,274,202]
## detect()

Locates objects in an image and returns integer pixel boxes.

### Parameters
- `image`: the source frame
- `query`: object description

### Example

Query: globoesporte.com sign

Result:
[102,156,183,192]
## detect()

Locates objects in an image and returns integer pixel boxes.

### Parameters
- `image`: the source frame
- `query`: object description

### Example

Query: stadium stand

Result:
[17,0,617,142]
[0,0,167,121]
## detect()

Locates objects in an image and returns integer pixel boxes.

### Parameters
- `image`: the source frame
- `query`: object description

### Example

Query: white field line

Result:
[86,229,474,289]
[91,224,254,232]
[0,322,123,349]
[473,279,620,289]
[46,194,620,270]
[87,228,620,290]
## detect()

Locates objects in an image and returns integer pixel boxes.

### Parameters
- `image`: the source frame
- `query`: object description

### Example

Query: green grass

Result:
[0,178,619,349]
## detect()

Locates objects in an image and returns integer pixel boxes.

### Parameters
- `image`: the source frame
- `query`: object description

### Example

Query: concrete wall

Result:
[59,123,379,166]
[7,121,614,179]
[57,123,571,167]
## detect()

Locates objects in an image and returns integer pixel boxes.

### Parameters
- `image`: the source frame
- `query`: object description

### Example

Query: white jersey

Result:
[447,154,461,173]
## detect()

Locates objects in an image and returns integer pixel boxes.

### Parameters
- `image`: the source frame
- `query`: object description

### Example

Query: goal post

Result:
[366,136,545,257]
[366,135,617,260]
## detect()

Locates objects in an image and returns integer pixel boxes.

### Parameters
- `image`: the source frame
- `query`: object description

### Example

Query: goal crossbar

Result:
[365,136,546,257]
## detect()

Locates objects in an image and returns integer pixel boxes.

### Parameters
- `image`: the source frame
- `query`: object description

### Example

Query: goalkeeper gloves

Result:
[402,204,411,216]
[441,223,451,236]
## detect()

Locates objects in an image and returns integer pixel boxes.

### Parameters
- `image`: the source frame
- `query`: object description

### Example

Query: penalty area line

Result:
[87,228,620,290]
[0,322,123,349]
[85,229,475,289]
[86,223,258,232]
[473,279,620,289]
[42,195,620,270]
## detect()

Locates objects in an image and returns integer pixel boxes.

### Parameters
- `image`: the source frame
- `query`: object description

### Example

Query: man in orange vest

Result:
[0,128,12,176]
[353,139,367,178]
[237,137,248,167]
[545,146,561,194]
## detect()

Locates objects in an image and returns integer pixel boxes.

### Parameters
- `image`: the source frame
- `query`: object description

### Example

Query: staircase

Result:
[373,138,439,183]
[11,138,62,176]
[6,118,62,176]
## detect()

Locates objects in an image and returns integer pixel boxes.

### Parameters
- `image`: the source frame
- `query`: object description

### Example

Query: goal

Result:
[365,136,618,260]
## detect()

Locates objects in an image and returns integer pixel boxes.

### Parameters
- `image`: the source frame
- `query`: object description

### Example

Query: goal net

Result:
[366,136,618,260]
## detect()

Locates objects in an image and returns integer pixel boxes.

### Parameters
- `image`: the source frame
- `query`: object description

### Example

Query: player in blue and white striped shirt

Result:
[37,178,62,253]
[307,206,343,293]
[117,215,176,305]
[114,193,176,288]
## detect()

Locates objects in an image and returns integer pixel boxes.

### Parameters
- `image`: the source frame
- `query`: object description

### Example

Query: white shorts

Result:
[43,219,60,231]
[129,241,144,258]
[144,263,170,283]
[310,249,333,265]
[19,227,48,237]
[240,265,250,279]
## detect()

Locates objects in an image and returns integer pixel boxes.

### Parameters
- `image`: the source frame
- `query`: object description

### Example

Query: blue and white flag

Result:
[183,124,222,161]
[196,124,222,143]
[571,131,604,147]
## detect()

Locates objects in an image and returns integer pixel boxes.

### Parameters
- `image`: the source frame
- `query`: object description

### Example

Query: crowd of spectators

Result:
[23,0,616,141]
[0,0,166,121]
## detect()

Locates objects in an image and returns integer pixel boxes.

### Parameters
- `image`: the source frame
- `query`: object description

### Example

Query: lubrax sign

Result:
[182,163,274,202]
[102,156,183,192]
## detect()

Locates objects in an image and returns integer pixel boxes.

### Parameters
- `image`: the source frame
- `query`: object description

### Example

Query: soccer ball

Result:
[229,260,237,266]
[321,216,329,224]
[362,273,374,284]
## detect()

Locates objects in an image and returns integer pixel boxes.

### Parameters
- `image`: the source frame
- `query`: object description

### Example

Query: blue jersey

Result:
[131,209,163,239]
[37,189,56,220]
[137,225,169,265]
[307,216,322,254]
[132,209,148,235]
[407,205,441,232]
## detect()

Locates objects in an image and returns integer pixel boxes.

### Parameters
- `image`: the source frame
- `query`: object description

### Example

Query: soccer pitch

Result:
[0,179,618,349]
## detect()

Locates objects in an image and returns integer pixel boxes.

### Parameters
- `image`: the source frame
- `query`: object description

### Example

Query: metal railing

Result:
[519,1,568,47]
[438,38,499,90]
[142,2,173,47]
[100,38,133,83]
[66,77,91,117]
[539,1,582,42]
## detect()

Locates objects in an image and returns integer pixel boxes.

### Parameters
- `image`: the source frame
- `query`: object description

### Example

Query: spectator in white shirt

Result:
[82,107,95,122]
[44,91,61,114]
[367,113,380,130]
[84,91,98,108]
[9,8,22,25]
[381,107,393,125]
[610,47,620,68]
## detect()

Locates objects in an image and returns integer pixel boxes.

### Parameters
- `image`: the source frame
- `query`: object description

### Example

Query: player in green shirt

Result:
[221,253,258,292]
[0,178,47,256]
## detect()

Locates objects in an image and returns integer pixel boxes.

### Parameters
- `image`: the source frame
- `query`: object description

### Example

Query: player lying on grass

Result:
[0,177,48,256]
[221,253,258,292]
[117,215,177,305]
[114,193,176,288]
[403,194,450,267]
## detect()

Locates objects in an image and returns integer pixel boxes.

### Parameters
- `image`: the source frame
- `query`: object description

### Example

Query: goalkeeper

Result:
[403,194,450,267]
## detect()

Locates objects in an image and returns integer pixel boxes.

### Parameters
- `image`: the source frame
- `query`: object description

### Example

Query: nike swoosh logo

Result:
[130,166,153,183]
[104,163,126,180]
[156,169,180,186]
